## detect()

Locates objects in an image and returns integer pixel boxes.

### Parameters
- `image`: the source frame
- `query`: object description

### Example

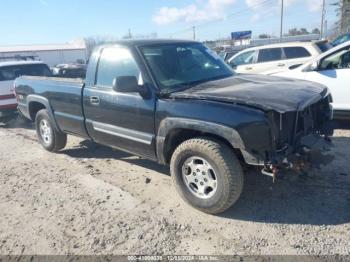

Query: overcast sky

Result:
[0,0,338,45]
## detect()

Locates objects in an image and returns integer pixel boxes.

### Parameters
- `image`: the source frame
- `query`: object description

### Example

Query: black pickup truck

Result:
[15,39,333,214]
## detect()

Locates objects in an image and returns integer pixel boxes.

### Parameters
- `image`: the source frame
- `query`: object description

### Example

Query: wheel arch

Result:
[156,118,246,164]
[27,95,60,131]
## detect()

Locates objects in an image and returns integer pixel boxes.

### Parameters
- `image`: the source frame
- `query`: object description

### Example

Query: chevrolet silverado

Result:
[15,40,333,214]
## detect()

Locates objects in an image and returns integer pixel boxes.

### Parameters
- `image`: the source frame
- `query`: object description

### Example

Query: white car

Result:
[272,41,350,119]
[0,61,51,121]
[227,41,330,75]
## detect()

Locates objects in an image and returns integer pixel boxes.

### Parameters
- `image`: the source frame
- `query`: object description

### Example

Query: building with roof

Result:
[0,39,87,67]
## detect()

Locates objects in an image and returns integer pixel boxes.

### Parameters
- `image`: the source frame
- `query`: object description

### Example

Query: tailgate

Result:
[0,80,17,109]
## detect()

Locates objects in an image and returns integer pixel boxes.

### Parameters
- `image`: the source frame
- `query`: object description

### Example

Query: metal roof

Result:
[0,41,86,53]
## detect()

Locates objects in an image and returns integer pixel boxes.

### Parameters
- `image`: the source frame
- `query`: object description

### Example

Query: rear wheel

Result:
[170,137,244,214]
[35,109,67,152]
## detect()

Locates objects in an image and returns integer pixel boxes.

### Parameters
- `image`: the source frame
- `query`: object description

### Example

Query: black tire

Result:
[35,109,67,152]
[170,137,244,214]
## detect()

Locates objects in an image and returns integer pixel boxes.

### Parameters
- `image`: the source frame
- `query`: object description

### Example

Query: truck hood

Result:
[169,75,328,113]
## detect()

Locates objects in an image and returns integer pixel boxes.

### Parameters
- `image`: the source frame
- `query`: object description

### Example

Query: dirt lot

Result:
[0,117,349,256]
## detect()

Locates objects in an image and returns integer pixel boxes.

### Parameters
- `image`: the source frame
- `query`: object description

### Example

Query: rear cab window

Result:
[257,48,282,63]
[283,47,311,59]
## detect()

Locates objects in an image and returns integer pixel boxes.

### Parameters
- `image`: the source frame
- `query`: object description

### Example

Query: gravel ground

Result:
[0,117,349,255]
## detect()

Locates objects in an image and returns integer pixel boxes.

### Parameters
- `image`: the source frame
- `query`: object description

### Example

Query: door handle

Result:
[277,63,285,67]
[245,66,253,70]
[90,96,100,105]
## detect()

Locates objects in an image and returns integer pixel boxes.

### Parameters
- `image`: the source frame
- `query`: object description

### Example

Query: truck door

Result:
[83,46,156,160]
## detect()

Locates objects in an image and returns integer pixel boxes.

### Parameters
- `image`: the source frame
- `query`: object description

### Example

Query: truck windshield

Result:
[139,43,234,92]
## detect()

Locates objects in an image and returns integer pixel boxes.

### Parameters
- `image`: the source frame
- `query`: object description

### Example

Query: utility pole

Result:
[320,0,326,39]
[193,26,196,41]
[128,29,132,39]
[343,0,350,33]
[280,0,284,42]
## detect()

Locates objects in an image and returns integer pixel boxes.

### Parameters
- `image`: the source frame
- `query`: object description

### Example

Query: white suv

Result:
[227,41,331,75]
[0,61,51,121]
[272,41,350,119]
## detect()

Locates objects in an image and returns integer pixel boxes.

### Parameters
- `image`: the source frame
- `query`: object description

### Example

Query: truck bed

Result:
[17,75,84,84]
[15,75,88,137]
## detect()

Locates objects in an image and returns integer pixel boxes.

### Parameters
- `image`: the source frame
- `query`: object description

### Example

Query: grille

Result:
[295,96,331,135]
[274,95,331,148]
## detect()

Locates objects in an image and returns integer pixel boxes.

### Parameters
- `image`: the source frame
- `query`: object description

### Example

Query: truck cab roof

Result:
[99,39,198,48]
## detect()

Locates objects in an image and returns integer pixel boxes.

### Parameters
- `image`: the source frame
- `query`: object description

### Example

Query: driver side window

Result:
[231,51,255,66]
[320,48,350,71]
[96,47,142,88]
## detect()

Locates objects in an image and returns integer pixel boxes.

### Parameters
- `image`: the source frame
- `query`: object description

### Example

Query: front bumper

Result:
[263,134,334,180]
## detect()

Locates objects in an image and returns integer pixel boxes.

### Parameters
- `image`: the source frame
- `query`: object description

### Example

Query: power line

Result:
[170,0,275,36]
[199,0,274,29]
[190,15,323,40]
[170,0,323,40]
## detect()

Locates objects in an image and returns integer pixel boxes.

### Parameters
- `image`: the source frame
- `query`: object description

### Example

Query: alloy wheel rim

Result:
[39,119,52,145]
[181,156,218,199]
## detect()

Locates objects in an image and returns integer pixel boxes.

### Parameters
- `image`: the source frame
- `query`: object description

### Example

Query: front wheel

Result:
[170,137,244,214]
[35,109,67,152]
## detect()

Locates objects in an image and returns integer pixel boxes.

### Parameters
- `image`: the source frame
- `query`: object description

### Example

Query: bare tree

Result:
[83,35,119,57]
[341,0,350,33]
[332,0,350,34]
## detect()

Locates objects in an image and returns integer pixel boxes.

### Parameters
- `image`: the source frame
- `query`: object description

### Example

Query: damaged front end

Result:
[263,94,334,181]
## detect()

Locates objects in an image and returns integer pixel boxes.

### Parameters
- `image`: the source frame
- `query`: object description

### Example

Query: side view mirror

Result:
[112,76,139,93]
[229,62,237,69]
[309,61,319,71]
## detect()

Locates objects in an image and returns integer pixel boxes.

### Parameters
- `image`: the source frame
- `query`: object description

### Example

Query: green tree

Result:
[312,28,321,34]
[258,34,271,39]
[287,28,310,36]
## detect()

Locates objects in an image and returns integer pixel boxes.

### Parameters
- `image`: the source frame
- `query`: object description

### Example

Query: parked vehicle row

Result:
[272,41,350,119]
[227,41,331,74]
[218,49,241,62]
[14,39,333,214]
[223,38,350,119]
[51,63,87,78]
